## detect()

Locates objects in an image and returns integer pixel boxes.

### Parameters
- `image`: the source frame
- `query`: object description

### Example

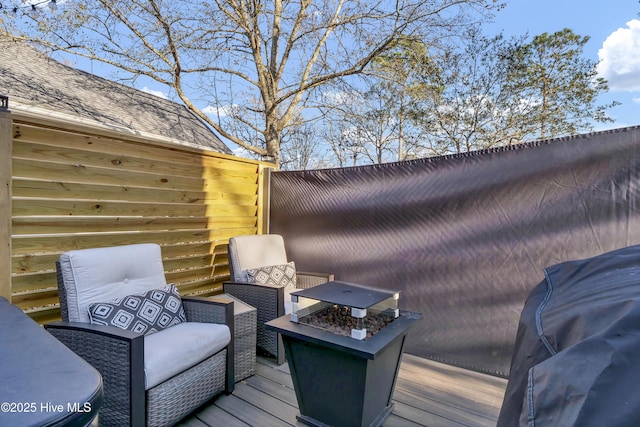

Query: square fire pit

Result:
[265,281,422,427]
[290,281,400,340]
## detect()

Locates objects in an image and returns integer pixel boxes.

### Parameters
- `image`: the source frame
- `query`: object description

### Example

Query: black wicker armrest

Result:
[181,297,235,393]
[45,321,143,362]
[224,276,331,365]
[297,271,335,289]
[223,281,285,363]
[223,281,285,320]
[44,321,146,427]
[182,296,234,325]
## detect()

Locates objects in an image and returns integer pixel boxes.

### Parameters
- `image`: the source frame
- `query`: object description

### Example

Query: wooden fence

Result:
[0,107,272,323]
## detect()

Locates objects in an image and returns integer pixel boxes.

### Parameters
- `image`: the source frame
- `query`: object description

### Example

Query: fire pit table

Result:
[265,281,422,427]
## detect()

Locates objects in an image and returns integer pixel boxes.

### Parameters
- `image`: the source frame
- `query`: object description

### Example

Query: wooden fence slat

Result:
[14,139,261,184]
[12,216,257,235]
[13,158,259,194]
[13,123,264,173]
[13,140,206,178]
[12,250,229,275]
[23,306,62,324]
[161,242,232,258]
[175,277,224,295]
[12,178,259,204]
[12,253,59,275]
[13,198,257,218]
[12,287,59,308]
[12,228,257,255]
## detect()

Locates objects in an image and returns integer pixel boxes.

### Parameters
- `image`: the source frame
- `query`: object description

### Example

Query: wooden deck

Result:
[178,354,507,427]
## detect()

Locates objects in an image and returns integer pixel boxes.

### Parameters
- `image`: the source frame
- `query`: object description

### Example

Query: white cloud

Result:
[203,104,238,117]
[322,90,363,106]
[633,97,640,104]
[598,19,640,92]
[141,86,168,99]
[232,146,253,158]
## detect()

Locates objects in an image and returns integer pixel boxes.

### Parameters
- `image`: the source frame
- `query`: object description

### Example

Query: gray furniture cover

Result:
[0,296,103,426]
[498,244,640,426]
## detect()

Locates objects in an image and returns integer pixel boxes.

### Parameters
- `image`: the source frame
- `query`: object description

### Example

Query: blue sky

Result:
[485,0,640,130]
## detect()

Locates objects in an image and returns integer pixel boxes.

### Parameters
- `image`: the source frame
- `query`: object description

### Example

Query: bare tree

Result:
[318,111,361,167]
[319,81,405,165]
[363,37,437,161]
[2,0,500,166]
[418,29,530,155]
[316,38,434,166]
[280,122,329,170]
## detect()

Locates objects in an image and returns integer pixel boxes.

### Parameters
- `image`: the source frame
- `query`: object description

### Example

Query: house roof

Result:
[0,38,232,154]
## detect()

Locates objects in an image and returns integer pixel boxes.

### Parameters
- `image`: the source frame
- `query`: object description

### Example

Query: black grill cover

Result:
[497,244,640,426]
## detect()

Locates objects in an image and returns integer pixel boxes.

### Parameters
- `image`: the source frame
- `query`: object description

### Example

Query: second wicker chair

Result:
[223,234,333,365]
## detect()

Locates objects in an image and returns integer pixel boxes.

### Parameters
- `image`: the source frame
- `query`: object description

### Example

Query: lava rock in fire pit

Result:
[298,305,395,339]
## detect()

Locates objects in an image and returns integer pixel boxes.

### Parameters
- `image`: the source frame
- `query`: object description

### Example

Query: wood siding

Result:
[7,113,271,323]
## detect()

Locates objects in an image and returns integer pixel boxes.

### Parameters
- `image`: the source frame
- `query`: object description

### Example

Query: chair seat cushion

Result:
[144,322,231,389]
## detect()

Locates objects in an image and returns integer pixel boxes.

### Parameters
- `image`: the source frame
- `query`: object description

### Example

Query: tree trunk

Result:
[265,122,281,166]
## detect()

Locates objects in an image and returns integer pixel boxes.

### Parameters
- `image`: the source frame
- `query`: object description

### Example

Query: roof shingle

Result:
[0,38,231,154]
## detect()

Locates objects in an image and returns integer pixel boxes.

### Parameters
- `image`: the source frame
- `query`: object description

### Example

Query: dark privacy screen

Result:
[270,126,640,377]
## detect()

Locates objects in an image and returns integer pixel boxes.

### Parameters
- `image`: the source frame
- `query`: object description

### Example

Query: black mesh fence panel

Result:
[270,127,640,377]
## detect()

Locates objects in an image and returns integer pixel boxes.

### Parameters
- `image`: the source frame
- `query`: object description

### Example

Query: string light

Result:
[0,0,59,15]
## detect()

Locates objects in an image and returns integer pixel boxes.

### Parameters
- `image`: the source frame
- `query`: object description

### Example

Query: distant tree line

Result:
[289,27,618,168]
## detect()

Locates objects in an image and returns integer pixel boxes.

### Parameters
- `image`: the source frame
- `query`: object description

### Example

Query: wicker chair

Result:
[45,243,234,427]
[223,234,333,365]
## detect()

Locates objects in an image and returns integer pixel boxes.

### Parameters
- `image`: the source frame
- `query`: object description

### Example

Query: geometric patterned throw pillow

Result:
[87,284,186,335]
[246,261,297,292]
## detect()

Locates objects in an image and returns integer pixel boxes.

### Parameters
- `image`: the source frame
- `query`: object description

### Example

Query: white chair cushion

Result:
[144,322,231,390]
[59,244,167,323]
[228,234,288,281]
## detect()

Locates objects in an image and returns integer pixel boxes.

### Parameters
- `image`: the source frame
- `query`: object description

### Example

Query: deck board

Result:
[179,354,507,427]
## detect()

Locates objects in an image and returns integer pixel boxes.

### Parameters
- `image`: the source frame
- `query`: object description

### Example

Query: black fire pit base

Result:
[267,310,421,427]
[296,404,393,427]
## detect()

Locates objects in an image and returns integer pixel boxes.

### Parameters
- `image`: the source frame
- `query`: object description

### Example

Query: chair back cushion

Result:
[228,234,288,281]
[59,244,168,323]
